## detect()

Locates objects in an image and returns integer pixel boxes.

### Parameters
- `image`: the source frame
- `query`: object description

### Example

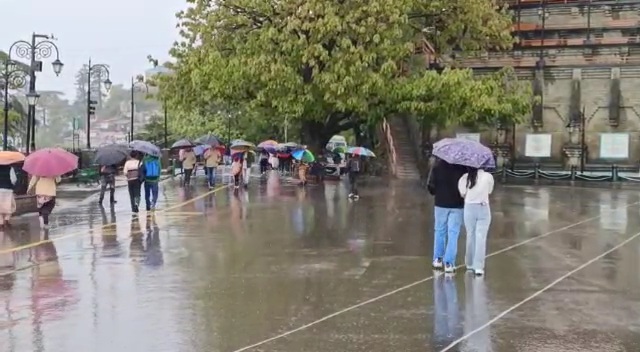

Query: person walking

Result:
[181,148,197,186]
[458,167,494,276]
[346,155,362,199]
[27,175,61,229]
[98,164,118,205]
[123,151,142,213]
[259,151,269,174]
[231,155,243,190]
[242,151,254,188]
[140,154,161,211]
[203,146,221,189]
[0,165,17,228]
[427,158,466,273]
[298,161,309,186]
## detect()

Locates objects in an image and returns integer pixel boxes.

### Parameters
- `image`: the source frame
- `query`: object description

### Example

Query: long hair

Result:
[467,167,479,189]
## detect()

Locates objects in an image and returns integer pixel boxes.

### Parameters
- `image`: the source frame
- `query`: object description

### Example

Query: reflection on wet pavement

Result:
[0,176,640,351]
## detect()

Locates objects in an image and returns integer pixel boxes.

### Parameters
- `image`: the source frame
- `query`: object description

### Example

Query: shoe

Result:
[444,264,455,273]
[474,269,485,276]
[432,259,443,269]
[348,193,354,198]
[353,195,360,200]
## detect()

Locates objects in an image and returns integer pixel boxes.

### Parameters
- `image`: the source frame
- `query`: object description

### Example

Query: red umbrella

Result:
[23,148,79,177]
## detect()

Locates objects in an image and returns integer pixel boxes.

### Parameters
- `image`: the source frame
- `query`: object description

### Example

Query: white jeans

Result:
[243,167,251,185]
[463,203,491,271]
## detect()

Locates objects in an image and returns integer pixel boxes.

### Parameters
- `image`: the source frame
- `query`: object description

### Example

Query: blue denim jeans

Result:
[433,206,464,265]
[206,167,216,187]
[144,182,159,209]
[463,203,492,271]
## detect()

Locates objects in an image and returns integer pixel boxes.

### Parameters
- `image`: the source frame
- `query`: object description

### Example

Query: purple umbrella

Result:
[24,148,79,177]
[432,138,495,169]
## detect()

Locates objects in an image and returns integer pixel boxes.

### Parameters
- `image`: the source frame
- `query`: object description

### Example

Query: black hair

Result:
[467,167,479,189]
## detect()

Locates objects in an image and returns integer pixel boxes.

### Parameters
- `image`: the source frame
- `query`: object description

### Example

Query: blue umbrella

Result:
[432,138,495,169]
[130,140,161,157]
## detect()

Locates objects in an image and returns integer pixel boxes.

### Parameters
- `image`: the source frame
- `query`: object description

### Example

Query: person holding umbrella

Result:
[94,145,129,206]
[430,137,496,274]
[24,148,78,229]
[0,152,23,228]
[123,151,143,213]
[140,154,162,211]
[180,147,197,186]
[203,146,222,189]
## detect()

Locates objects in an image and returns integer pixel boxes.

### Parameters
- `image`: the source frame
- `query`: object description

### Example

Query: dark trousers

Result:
[184,168,193,185]
[259,159,269,173]
[98,174,115,203]
[144,182,159,210]
[127,179,141,212]
[233,174,241,187]
[39,198,56,225]
[348,172,358,195]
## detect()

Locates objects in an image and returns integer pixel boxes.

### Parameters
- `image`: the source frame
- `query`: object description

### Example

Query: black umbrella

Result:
[95,145,129,165]
[195,133,223,146]
[171,139,196,149]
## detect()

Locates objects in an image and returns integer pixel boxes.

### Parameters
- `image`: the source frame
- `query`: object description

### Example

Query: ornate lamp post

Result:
[130,75,148,142]
[6,33,63,153]
[85,59,112,149]
[0,60,29,150]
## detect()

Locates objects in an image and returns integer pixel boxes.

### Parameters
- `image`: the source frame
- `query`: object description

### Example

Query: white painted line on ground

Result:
[439,229,640,352]
[230,201,640,352]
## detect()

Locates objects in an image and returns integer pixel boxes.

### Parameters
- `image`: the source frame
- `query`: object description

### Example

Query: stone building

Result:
[455,0,640,169]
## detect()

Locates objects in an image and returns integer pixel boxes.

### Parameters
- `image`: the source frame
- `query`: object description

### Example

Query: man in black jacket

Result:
[427,158,466,273]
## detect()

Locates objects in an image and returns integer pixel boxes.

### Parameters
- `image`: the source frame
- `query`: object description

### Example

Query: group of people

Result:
[175,146,223,189]
[0,164,62,230]
[99,151,162,213]
[428,158,494,275]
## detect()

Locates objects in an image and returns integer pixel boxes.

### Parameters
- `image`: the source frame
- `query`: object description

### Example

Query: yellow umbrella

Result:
[0,151,25,166]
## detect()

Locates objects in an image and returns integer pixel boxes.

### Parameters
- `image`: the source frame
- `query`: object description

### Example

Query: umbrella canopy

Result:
[193,144,209,156]
[347,146,376,158]
[278,142,299,150]
[0,151,25,166]
[171,138,196,149]
[195,133,224,146]
[332,146,347,154]
[258,140,278,148]
[130,140,161,157]
[24,148,79,177]
[94,145,129,165]
[432,137,495,169]
[230,140,256,150]
[292,149,315,163]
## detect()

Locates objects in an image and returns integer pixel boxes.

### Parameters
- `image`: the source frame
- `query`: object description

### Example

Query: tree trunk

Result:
[300,120,332,153]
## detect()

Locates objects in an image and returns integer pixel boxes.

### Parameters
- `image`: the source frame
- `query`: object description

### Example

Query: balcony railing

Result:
[513,19,640,31]
[519,36,638,47]
[456,54,640,67]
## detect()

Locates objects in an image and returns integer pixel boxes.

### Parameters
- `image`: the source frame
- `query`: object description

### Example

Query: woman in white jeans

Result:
[458,167,494,276]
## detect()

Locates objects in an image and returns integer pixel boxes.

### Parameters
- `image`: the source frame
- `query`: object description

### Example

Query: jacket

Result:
[0,166,16,190]
[28,176,61,197]
[427,159,466,209]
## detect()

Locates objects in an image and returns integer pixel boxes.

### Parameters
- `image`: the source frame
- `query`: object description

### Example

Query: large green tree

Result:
[162,0,532,151]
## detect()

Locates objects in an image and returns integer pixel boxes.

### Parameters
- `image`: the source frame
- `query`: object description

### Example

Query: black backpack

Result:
[350,158,361,172]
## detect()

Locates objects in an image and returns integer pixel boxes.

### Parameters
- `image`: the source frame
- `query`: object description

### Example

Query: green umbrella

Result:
[292,149,315,162]
[332,146,347,154]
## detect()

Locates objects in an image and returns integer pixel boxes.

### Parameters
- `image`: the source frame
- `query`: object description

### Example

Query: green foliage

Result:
[162,0,532,149]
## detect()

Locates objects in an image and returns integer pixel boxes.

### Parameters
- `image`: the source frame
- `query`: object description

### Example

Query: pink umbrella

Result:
[23,148,79,177]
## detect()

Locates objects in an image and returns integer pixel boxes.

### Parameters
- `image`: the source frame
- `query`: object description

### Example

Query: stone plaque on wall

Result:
[456,133,480,143]
[600,133,629,159]
[525,134,552,158]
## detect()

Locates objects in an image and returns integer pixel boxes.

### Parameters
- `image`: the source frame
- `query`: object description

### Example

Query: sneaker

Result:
[348,193,354,198]
[444,264,455,273]
[353,195,360,200]
[474,269,485,276]
[432,259,443,269]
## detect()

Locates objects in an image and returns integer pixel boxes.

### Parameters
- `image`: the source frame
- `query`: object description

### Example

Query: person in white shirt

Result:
[458,167,494,276]
[123,151,143,213]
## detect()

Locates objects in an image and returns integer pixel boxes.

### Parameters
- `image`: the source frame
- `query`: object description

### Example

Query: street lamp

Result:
[26,91,40,106]
[0,59,29,150]
[130,75,149,142]
[147,55,172,148]
[85,59,112,149]
[7,33,63,153]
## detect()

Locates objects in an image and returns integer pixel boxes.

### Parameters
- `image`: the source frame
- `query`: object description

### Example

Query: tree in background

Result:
[161,0,533,151]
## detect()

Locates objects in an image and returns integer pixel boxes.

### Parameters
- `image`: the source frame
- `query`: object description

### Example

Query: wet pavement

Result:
[1,173,640,352]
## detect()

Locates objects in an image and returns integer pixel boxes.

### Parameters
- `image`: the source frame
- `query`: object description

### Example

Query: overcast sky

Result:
[1,0,185,100]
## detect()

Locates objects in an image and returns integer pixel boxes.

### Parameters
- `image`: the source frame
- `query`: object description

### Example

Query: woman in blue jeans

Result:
[458,167,494,276]
[427,158,466,273]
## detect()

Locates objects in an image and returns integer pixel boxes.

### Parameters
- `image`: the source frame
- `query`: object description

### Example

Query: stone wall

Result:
[427,66,640,166]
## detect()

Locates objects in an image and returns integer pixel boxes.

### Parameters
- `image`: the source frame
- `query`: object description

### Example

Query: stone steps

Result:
[386,118,421,180]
